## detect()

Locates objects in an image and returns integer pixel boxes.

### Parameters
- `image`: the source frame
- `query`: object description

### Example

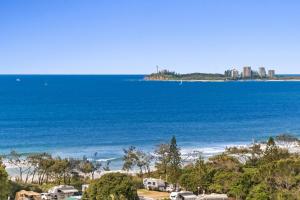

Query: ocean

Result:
[1,75,300,169]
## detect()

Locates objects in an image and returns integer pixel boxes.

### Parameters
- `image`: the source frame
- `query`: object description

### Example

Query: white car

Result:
[166,185,175,192]
[170,191,197,200]
[40,193,52,200]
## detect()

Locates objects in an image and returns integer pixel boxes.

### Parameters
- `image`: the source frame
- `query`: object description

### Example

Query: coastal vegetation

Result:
[83,173,139,200]
[145,69,300,81]
[122,135,300,200]
[0,152,111,199]
[145,70,225,81]
[2,134,300,199]
[0,159,10,200]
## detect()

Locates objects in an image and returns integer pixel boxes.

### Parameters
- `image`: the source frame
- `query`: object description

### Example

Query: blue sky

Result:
[0,0,300,74]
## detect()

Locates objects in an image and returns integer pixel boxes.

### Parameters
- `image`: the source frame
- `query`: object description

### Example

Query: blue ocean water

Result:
[1,75,300,169]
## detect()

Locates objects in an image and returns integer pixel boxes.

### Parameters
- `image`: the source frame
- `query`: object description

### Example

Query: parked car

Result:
[170,191,197,200]
[166,184,175,192]
[40,193,51,200]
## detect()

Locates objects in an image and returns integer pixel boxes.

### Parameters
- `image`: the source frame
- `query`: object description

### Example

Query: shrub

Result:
[83,173,139,200]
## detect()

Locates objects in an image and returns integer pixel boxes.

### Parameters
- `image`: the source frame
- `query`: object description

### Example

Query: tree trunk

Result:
[31,170,36,183]
[19,167,23,182]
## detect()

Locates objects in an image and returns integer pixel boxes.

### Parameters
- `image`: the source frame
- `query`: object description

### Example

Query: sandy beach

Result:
[4,140,300,181]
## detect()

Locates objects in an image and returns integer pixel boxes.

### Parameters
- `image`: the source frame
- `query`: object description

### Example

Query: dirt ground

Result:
[137,189,170,200]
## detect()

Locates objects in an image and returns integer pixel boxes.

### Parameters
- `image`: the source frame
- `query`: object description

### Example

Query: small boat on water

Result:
[16,78,21,82]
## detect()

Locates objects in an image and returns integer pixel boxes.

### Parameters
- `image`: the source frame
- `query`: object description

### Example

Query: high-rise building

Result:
[252,70,259,78]
[243,66,252,78]
[225,68,239,79]
[268,70,275,78]
[224,70,232,78]
[231,69,239,79]
[258,67,267,78]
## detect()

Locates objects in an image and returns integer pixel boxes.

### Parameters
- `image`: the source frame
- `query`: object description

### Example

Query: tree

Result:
[275,134,299,148]
[248,144,263,166]
[79,159,101,180]
[155,143,170,179]
[89,153,102,180]
[27,153,51,183]
[36,154,54,184]
[51,158,71,184]
[208,154,241,172]
[122,146,138,171]
[262,144,290,164]
[0,160,10,200]
[167,136,182,187]
[122,146,152,176]
[246,183,270,200]
[83,173,139,200]
[259,158,300,191]
[103,160,111,171]
[228,170,257,200]
[134,150,150,176]
[91,161,102,180]
[7,150,31,182]
[267,137,275,146]
[209,171,240,194]
[179,157,211,193]
[80,161,93,177]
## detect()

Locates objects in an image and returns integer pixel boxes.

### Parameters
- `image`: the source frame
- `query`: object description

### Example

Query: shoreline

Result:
[144,79,300,82]
[4,140,300,179]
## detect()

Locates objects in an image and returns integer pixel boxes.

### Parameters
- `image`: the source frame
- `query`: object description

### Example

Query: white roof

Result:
[58,188,78,194]
[197,193,228,200]
[48,185,78,194]
[143,178,164,181]
[179,191,197,198]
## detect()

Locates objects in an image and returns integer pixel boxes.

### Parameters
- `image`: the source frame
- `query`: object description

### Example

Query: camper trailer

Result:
[48,185,78,200]
[143,178,167,191]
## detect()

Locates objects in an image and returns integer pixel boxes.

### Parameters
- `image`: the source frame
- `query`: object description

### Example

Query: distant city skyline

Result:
[1,0,300,74]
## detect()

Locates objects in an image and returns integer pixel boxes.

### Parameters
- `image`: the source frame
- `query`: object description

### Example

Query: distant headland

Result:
[145,66,300,81]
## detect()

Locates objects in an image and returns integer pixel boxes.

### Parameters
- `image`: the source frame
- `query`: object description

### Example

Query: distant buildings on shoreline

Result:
[225,66,276,80]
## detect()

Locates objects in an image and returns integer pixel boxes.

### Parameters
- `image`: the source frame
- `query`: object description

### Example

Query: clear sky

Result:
[0,0,300,74]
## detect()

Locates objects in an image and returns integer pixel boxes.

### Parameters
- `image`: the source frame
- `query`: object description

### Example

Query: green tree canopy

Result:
[246,183,270,200]
[168,136,182,186]
[83,173,139,200]
[0,161,10,200]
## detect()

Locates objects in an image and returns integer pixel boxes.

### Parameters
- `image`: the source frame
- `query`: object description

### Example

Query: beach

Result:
[4,139,300,181]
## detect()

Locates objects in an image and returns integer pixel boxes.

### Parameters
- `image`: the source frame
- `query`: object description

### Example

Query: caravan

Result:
[48,185,78,200]
[143,178,167,191]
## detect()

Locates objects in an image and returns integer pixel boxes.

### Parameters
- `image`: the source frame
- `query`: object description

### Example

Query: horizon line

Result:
[0,73,299,76]
[0,73,147,76]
